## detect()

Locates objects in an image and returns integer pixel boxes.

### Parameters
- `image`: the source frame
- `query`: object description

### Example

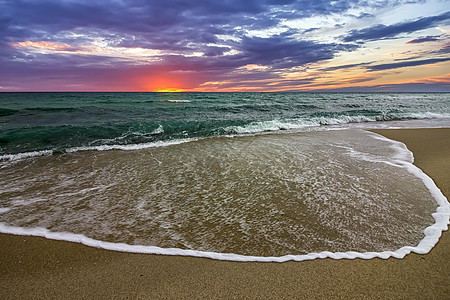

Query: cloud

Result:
[320,62,374,71]
[438,44,450,54]
[407,35,441,43]
[343,11,450,42]
[0,0,362,61]
[303,27,320,34]
[265,78,317,87]
[314,82,450,92]
[356,12,375,19]
[0,0,362,40]
[0,0,448,91]
[229,35,357,69]
[367,57,450,71]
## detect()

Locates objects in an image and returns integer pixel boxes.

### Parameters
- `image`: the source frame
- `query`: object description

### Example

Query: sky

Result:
[0,0,449,92]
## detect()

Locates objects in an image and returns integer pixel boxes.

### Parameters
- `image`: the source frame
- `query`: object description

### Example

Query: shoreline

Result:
[0,128,449,299]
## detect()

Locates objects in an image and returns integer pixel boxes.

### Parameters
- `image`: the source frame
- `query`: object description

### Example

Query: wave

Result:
[168,99,191,103]
[91,124,165,143]
[224,112,450,134]
[0,221,443,262]
[0,150,53,162]
[0,108,18,117]
[405,112,450,119]
[0,138,197,162]
[24,107,78,112]
[152,124,164,134]
[65,137,197,153]
[0,133,448,261]
[1,112,448,162]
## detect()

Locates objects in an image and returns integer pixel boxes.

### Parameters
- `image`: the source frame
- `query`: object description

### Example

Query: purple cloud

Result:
[230,35,357,69]
[315,82,450,92]
[0,0,447,91]
[367,57,450,71]
[320,62,374,71]
[407,35,441,43]
[343,11,450,42]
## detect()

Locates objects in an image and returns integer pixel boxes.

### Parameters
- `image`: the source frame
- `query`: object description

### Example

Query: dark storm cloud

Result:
[367,57,450,71]
[343,11,450,42]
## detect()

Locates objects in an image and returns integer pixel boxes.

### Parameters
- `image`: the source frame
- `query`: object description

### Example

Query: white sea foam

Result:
[337,135,413,168]
[66,138,197,153]
[11,197,49,207]
[0,132,448,262]
[0,150,53,162]
[0,137,198,162]
[407,112,450,119]
[225,119,316,134]
[2,112,449,162]
[225,115,378,134]
[368,132,414,163]
[168,99,191,103]
[152,124,164,134]
[224,113,450,135]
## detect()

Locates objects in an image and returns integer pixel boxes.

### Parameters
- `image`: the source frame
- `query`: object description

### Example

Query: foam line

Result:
[0,133,448,262]
[0,138,199,162]
[65,138,197,153]
[167,99,191,103]
[0,137,200,162]
[225,113,450,135]
[0,214,447,262]
[2,113,449,162]
[0,150,53,162]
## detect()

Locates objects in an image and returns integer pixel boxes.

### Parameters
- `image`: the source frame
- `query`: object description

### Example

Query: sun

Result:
[140,72,190,92]
[154,87,185,92]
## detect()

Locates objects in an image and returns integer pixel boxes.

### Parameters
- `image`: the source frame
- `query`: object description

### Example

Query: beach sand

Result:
[0,128,449,299]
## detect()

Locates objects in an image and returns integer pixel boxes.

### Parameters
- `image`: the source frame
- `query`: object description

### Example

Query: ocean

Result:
[0,92,449,262]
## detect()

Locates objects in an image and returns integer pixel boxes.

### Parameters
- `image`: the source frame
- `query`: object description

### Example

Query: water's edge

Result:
[0,130,448,262]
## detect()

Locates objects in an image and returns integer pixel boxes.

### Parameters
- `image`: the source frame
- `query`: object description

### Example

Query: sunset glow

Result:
[1,0,449,92]
[153,88,186,92]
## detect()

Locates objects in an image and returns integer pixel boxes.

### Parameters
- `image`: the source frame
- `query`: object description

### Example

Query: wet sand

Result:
[0,128,449,299]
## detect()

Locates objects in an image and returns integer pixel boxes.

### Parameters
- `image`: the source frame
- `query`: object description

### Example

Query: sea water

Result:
[0,92,449,261]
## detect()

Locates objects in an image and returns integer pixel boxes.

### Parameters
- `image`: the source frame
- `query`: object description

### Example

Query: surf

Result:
[0,129,448,261]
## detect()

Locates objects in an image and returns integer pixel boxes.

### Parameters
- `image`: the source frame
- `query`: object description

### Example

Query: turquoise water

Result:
[1,92,449,158]
[0,92,449,260]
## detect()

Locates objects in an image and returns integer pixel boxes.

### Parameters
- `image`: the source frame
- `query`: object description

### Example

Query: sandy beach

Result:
[0,128,449,299]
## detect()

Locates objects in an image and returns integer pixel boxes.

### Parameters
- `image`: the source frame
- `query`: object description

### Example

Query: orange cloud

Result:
[399,73,450,84]
[11,41,77,52]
